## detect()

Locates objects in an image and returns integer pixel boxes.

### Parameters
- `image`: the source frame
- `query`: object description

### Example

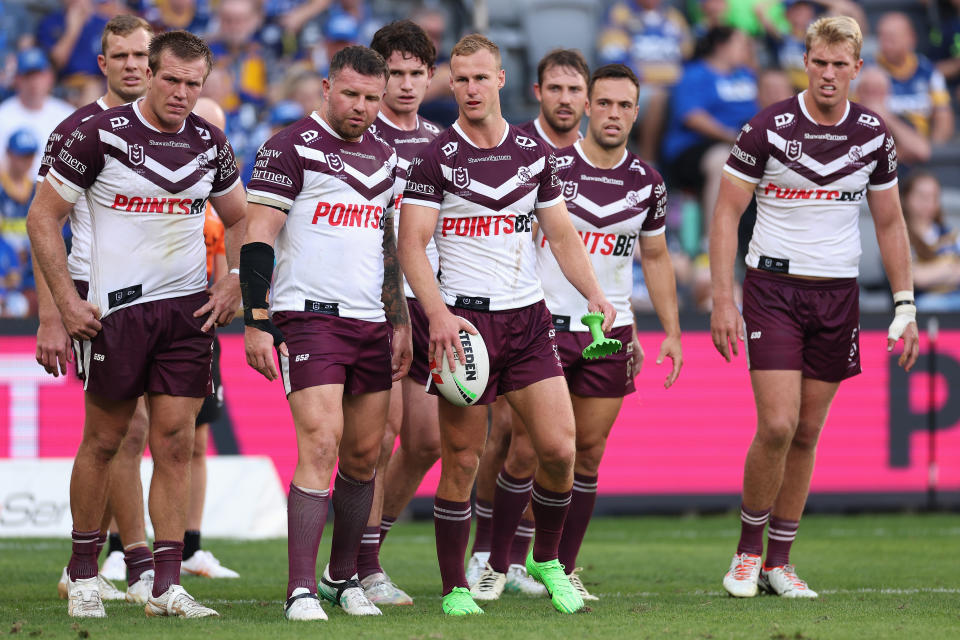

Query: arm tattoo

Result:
[381,215,409,327]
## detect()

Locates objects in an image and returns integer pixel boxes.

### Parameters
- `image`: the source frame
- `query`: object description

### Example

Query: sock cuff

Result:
[290,483,330,499]
[740,504,771,524]
[153,540,185,553]
[531,481,572,507]
[336,469,374,486]
[434,497,471,522]
[572,473,598,493]
[474,499,493,518]
[496,469,534,493]
[71,528,101,542]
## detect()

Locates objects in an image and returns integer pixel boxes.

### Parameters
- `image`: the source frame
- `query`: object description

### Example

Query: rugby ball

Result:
[429,318,490,406]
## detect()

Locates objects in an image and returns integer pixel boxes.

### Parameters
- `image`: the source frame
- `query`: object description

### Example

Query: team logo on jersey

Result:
[516,166,532,184]
[562,181,578,201]
[628,158,646,173]
[857,113,880,128]
[626,190,642,207]
[424,122,440,134]
[785,140,802,161]
[847,145,863,164]
[196,153,208,172]
[128,144,144,166]
[327,154,344,172]
[109,116,130,129]
[300,129,319,144]
[515,135,536,148]
[555,155,574,169]
[774,113,794,128]
[442,141,458,157]
[195,126,211,141]
[453,166,470,189]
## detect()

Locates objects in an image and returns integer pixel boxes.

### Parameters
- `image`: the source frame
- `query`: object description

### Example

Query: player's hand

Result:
[888,319,919,372]
[392,324,413,382]
[61,296,102,341]
[628,330,644,379]
[711,298,743,362]
[244,325,287,381]
[587,294,617,332]
[428,308,476,373]
[657,334,683,389]
[195,273,241,331]
[36,317,72,377]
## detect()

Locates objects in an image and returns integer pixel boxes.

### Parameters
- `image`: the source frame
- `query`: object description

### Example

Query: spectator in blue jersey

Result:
[756,0,819,92]
[239,100,303,185]
[140,0,214,37]
[875,11,954,144]
[902,172,960,313]
[35,0,125,81]
[662,26,756,251]
[854,66,931,167]
[207,0,270,111]
[0,234,29,317]
[597,0,693,163]
[0,128,37,311]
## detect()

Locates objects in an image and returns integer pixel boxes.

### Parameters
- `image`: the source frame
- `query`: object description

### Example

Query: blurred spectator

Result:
[0,233,29,317]
[326,0,379,49]
[932,0,960,99]
[412,5,455,127]
[201,65,263,187]
[662,27,756,251]
[597,0,693,163]
[854,66,931,166]
[689,0,730,39]
[208,0,269,112]
[283,66,324,115]
[140,0,214,36]
[261,0,330,58]
[314,4,362,72]
[901,171,960,312]
[875,11,954,144]
[0,48,73,178]
[35,0,125,81]
[0,2,36,96]
[62,72,105,108]
[0,128,37,314]
[756,67,794,109]
[756,0,818,91]
[240,99,303,184]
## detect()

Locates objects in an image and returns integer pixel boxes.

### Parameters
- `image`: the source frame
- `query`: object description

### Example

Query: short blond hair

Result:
[805,16,863,60]
[451,33,501,68]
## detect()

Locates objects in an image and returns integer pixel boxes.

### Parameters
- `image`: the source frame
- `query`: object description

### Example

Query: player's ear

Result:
[497,68,505,89]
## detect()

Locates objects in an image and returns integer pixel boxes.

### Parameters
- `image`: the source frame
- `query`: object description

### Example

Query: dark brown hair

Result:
[537,49,589,87]
[329,45,387,82]
[370,20,436,69]
[588,63,639,100]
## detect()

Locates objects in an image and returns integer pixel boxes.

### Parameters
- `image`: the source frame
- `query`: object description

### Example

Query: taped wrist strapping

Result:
[888,290,916,342]
[240,242,284,347]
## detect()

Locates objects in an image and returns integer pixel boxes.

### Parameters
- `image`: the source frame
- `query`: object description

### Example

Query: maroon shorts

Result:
[742,268,861,382]
[426,300,564,405]
[73,280,89,380]
[407,297,431,386]
[82,292,214,400]
[273,311,393,396]
[554,324,636,398]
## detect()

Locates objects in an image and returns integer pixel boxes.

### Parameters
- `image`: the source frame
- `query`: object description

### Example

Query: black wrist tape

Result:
[240,242,285,346]
[894,299,915,308]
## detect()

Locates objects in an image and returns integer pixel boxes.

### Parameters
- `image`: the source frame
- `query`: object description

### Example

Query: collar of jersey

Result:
[797,90,850,127]
[453,119,509,149]
[311,111,362,143]
[132,98,185,135]
[377,110,419,132]
[534,117,582,149]
[573,139,628,170]
[96,97,109,111]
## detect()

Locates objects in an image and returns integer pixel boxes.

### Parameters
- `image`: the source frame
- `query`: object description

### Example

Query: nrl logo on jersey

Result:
[515,135,536,148]
[453,166,470,189]
[442,141,458,157]
[326,154,344,172]
[562,181,578,201]
[785,140,802,161]
[300,129,319,144]
[628,158,646,173]
[128,144,144,166]
[774,113,794,128]
[195,126,211,141]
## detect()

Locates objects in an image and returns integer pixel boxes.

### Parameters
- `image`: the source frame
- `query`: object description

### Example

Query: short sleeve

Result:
[246,133,304,212]
[535,150,563,208]
[641,170,667,236]
[724,116,768,184]
[37,119,74,182]
[210,126,241,196]
[402,146,444,210]
[47,119,105,196]
[869,122,898,191]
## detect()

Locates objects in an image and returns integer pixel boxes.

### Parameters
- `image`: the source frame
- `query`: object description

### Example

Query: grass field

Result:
[2,513,959,639]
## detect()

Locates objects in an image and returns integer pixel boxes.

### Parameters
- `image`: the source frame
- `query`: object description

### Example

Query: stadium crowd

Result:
[1,0,958,317]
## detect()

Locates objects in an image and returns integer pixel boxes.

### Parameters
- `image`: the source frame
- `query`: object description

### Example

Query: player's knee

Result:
[574,442,606,475]
[83,430,124,465]
[756,418,797,450]
[506,444,538,476]
[791,421,823,452]
[535,442,575,479]
[338,450,378,479]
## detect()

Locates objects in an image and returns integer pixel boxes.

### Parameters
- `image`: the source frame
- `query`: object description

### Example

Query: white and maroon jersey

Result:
[538,141,666,331]
[516,118,582,149]
[368,111,441,298]
[723,92,898,277]
[247,112,397,321]
[48,100,240,317]
[403,121,563,311]
[38,98,108,282]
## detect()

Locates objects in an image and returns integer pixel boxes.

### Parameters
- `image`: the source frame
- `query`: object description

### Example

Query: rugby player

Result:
[240,45,411,621]
[472,64,682,603]
[710,16,919,598]
[398,33,614,616]
[354,20,441,606]
[28,30,246,619]
[517,48,589,149]
[36,15,156,607]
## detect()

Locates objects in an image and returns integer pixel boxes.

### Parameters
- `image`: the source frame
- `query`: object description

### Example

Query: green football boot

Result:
[525,551,585,613]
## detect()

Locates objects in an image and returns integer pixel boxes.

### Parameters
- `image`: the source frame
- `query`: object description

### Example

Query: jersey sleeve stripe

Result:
[535,194,563,209]
[723,165,761,184]
[247,190,293,211]
[868,177,898,191]
[401,196,441,210]
[46,168,85,199]
[640,226,667,237]
[209,176,241,198]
